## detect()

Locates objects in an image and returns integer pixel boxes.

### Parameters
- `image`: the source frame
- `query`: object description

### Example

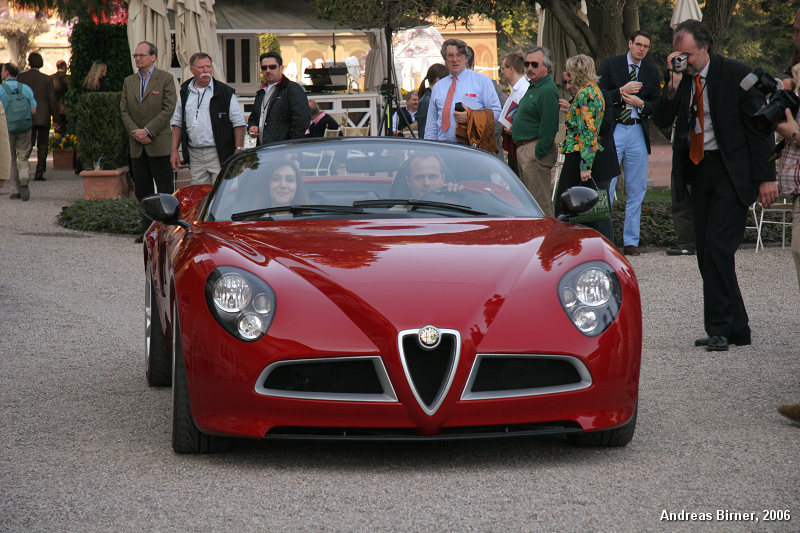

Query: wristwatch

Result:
[792,129,800,146]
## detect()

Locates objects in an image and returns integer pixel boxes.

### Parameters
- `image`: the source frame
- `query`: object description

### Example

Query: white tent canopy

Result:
[671,0,703,29]
[126,0,172,72]
[392,26,444,93]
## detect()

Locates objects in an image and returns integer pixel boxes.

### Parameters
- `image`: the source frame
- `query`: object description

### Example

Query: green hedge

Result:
[56,197,792,246]
[74,92,128,170]
[58,199,140,234]
[65,21,132,137]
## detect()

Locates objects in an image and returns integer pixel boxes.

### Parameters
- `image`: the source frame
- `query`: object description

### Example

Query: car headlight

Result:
[558,261,621,336]
[205,267,276,342]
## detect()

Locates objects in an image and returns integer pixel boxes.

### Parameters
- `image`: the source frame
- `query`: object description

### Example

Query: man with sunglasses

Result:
[598,30,662,256]
[511,47,560,218]
[248,52,309,146]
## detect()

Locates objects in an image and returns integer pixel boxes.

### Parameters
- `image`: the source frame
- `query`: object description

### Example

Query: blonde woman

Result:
[555,54,618,240]
[83,60,108,92]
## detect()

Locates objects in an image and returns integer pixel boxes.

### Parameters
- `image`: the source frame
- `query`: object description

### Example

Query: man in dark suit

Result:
[654,19,778,351]
[17,53,56,181]
[599,31,661,256]
[51,60,68,134]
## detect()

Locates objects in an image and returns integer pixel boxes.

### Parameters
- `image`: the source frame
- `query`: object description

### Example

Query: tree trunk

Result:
[586,0,627,64]
[703,0,739,51]
[622,0,641,43]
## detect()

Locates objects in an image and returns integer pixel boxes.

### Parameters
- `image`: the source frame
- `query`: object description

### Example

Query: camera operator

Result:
[653,19,777,352]
[775,7,800,425]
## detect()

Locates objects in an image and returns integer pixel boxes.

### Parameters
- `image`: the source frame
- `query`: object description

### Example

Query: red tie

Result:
[441,76,457,132]
[690,74,704,165]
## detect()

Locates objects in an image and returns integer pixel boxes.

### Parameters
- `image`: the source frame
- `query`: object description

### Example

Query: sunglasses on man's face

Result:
[261,64,279,71]
[524,61,539,68]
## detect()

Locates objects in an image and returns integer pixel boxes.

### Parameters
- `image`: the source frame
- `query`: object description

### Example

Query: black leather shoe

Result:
[705,336,729,351]
[695,332,751,347]
[666,246,695,256]
[34,176,46,181]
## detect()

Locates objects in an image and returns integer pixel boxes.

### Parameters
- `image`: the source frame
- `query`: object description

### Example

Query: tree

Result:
[6,0,118,21]
[0,10,50,67]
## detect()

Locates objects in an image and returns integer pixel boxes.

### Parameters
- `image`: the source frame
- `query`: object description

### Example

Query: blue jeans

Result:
[610,123,649,246]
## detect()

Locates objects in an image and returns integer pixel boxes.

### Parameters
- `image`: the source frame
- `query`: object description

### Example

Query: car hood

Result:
[199,218,617,347]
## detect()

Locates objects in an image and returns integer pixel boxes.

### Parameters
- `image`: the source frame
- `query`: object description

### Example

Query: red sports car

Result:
[142,138,641,453]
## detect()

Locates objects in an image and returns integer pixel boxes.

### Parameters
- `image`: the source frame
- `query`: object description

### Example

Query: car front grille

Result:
[255,356,397,402]
[461,354,592,401]
[398,329,460,415]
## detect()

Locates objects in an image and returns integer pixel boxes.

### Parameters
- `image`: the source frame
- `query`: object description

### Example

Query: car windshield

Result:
[204,138,543,221]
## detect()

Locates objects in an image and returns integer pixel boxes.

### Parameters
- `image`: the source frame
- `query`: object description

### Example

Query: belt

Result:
[515,138,537,147]
[618,118,641,125]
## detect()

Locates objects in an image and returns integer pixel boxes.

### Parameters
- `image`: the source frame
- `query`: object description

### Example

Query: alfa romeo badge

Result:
[418,326,441,350]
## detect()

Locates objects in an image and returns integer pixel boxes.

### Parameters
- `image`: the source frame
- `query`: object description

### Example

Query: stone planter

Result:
[80,167,132,200]
[52,148,74,170]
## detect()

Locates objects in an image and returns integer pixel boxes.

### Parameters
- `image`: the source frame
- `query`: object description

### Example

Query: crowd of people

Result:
[0,17,799,423]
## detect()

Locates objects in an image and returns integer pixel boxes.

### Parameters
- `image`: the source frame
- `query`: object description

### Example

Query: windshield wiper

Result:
[231,204,364,221]
[353,198,487,216]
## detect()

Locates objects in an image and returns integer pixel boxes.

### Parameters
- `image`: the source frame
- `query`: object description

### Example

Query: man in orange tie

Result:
[423,39,501,143]
[654,19,778,352]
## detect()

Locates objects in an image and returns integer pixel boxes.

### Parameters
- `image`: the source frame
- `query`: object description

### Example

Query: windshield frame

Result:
[201,137,543,222]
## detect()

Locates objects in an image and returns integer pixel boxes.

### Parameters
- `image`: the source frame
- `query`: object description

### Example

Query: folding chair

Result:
[755,198,793,252]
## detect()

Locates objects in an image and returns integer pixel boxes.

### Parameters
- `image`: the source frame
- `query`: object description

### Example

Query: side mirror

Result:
[141,194,189,229]
[556,186,598,221]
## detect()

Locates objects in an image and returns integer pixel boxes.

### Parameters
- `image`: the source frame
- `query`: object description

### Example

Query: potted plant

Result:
[75,92,132,200]
[48,132,78,170]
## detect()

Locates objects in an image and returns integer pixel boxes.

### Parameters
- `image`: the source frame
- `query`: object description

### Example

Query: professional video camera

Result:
[739,67,800,135]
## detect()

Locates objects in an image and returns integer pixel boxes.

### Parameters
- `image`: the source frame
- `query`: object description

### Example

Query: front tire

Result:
[145,263,171,387]
[568,404,637,447]
[172,300,232,454]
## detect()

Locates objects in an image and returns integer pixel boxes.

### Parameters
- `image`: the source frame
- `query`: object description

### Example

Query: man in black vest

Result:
[392,91,419,136]
[170,52,245,185]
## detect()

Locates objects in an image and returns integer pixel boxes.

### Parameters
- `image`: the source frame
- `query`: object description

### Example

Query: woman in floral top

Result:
[561,54,605,180]
[555,54,619,240]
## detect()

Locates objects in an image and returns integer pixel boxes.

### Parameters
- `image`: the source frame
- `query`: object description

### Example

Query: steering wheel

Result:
[420,185,469,203]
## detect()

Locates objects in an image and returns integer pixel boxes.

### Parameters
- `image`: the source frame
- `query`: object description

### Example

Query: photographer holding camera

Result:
[775,8,800,425]
[654,19,778,352]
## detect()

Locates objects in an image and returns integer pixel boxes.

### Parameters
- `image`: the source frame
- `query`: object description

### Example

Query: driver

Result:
[404,152,461,198]
[408,154,446,197]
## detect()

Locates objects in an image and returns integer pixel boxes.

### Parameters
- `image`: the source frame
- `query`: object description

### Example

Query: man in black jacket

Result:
[599,31,662,256]
[654,19,778,351]
[170,53,245,185]
[248,52,309,145]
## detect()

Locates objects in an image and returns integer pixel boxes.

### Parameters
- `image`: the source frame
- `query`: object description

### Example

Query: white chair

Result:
[323,127,340,138]
[327,111,349,127]
[297,152,323,176]
[754,198,793,252]
[341,126,370,137]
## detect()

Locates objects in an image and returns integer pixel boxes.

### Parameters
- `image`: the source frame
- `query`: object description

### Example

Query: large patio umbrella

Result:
[671,0,702,29]
[363,30,387,93]
[126,0,172,72]
[169,0,224,80]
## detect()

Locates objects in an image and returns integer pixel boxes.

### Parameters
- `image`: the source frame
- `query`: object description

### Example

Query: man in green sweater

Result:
[512,47,560,217]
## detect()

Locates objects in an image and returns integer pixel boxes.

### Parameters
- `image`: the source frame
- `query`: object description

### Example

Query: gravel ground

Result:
[1,169,798,532]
